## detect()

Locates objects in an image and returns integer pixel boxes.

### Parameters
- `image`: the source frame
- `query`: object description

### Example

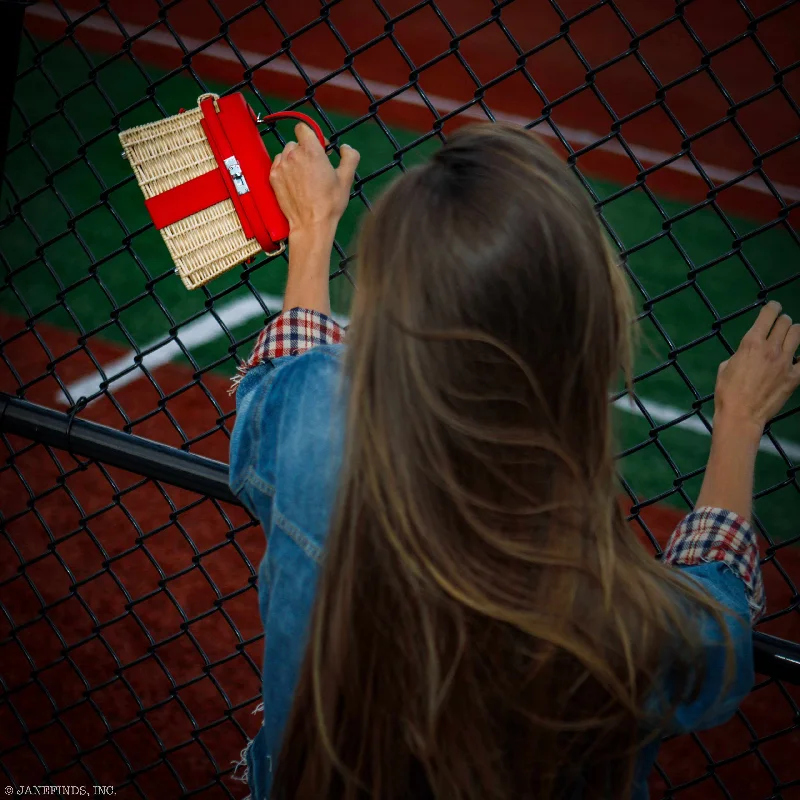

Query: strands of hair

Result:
[271,125,738,800]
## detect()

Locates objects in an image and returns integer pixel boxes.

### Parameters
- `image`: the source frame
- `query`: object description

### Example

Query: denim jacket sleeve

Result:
[229,343,347,800]
[230,345,347,543]
[664,560,754,733]
[636,507,766,733]
[658,507,762,733]
[633,540,757,795]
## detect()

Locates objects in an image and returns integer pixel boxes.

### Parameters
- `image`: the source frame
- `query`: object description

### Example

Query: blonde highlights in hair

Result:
[272,124,736,799]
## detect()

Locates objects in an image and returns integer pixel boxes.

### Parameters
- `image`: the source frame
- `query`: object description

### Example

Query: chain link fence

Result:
[1,0,798,797]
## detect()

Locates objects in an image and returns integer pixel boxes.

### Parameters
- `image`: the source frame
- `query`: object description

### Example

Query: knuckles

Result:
[740,332,758,350]
[766,345,783,363]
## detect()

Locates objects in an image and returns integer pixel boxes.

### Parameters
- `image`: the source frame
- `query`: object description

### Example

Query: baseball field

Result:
[1,1,798,797]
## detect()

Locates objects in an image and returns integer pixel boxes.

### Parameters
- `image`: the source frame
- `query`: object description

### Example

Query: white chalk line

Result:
[58,292,346,402]
[29,4,800,202]
[612,396,800,463]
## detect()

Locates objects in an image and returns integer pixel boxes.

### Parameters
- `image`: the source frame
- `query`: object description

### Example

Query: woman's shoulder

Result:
[268,344,348,443]
[231,343,348,541]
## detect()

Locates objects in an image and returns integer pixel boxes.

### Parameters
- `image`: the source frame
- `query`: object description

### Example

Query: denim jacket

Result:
[229,311,762,800]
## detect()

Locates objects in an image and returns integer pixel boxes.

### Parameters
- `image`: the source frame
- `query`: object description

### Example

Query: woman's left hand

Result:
[269,124,360,237]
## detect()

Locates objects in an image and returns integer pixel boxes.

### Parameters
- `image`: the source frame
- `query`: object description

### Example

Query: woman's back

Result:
[229,123,794,799]
[230,344,755,800]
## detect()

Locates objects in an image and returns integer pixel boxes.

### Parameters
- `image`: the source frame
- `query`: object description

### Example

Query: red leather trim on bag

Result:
[199,95,261,244]
[213,94,283,248]
[145,170,229,230]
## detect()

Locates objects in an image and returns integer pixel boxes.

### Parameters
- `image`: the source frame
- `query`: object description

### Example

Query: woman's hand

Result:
[696,301,799,521]
[269,123,360,238]
[270,125,359,315]
[715,300,800,432]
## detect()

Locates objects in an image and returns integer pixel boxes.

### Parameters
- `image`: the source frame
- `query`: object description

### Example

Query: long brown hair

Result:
[272,124,735,798]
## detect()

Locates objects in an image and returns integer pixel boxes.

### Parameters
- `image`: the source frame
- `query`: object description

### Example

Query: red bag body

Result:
[144,92,326,253]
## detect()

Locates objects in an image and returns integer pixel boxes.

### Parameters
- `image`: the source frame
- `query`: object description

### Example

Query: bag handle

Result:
[251,109,328,151]
[198,94,329,151]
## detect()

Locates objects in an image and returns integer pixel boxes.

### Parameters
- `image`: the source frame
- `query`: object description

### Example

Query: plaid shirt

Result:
[237,308,765,622]
[248,306,345,362]
[230,307,345,393]
[664,506,765,622]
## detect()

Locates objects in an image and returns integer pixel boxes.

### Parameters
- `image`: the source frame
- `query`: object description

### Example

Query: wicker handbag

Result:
[119,93,325,289]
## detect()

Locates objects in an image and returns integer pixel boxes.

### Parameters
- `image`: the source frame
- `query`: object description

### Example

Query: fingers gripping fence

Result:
[0,0,798,797]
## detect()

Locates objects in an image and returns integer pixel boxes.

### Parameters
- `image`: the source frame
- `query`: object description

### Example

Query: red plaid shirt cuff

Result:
[247,307,345,364]
[664,507,765,622]
[230,307,345,394]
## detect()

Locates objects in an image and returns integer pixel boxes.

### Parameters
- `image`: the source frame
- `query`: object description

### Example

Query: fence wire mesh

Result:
[0,0,799,797]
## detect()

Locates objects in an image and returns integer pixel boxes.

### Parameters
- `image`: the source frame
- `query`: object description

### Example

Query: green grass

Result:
[2,37,798,540]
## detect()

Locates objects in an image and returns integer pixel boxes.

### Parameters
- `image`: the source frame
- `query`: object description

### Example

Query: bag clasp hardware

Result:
[223,155,250,196]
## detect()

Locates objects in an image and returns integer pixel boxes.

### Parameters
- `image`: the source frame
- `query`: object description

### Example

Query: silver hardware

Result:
[265,241,287,258]
[224,155,249,195]
[121,150,128,160]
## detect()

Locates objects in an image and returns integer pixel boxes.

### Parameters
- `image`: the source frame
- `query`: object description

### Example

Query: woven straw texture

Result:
[119,105,261,289]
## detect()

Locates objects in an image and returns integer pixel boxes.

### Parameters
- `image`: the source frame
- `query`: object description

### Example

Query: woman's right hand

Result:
[269,124,360,238]
[714,300,800,432]
[270,127,359,315]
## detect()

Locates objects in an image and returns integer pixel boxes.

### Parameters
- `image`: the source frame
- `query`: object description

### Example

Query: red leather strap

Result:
[253,110,327,242]
[255,109,326,149]
[145,170,228,230]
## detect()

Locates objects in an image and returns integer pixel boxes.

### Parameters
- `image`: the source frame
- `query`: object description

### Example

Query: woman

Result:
[230,122,799,799]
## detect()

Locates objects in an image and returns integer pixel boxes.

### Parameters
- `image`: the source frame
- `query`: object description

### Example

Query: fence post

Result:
[0,0,35,187]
